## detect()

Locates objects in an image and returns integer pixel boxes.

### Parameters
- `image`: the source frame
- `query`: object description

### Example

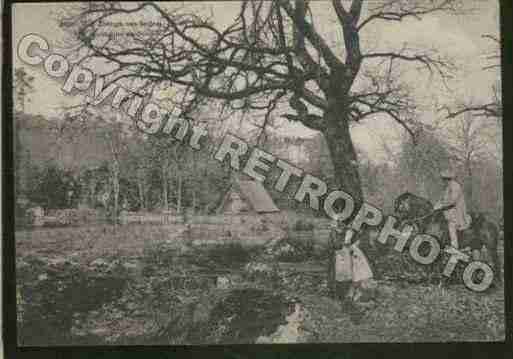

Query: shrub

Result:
[196,242,253,269]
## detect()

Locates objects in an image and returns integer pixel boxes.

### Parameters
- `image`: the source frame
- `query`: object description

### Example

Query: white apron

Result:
[335,242,373,283]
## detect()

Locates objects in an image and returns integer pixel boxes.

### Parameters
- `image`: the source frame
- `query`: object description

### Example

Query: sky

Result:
[12,0,501,162]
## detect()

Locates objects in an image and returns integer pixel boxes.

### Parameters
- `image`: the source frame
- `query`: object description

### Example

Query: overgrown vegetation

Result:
[16,223,504,344]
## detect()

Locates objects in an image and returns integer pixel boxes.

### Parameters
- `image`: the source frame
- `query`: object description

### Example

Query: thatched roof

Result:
[217,179,279,214]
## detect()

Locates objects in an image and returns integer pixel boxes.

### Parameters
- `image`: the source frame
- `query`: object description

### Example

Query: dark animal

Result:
[423,210,501,281]
[394,192,434,232]
[394,192,502,282]
[344,192,431,253]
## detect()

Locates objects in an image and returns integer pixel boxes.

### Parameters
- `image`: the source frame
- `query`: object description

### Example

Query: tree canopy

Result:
[57,0,469,202]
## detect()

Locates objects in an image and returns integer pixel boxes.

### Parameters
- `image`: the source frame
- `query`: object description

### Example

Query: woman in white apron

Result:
[328,219,374,304]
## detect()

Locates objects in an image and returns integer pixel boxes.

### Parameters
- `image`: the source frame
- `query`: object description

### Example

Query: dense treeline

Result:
[15,111,502,226]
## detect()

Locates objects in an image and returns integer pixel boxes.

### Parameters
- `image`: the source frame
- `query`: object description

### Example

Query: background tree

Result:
[27,161,73,210]
[14,67,35,113]
[396,127,452,200]
[105,123,124,227]
[437,32,502,218]
[14,67,35,202]
[442,34,502,121]
[57,108,133,221]
[440,111,498,211]
[58,0,464,205]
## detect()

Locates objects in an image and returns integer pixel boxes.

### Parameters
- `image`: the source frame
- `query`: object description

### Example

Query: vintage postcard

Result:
[8,0,505,348]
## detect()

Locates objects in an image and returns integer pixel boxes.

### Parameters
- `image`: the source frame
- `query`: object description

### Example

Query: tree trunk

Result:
[322,109,364,209]
[192,190,197,216]
[137,181,145,211]
[323,107,364,296]
[15,117,23,198]
[162,157,169,210]
[137,166,145,211]
[111,159,120,231]
[464,158,474,212]
[88,178,96,208]
[177,173,182,214]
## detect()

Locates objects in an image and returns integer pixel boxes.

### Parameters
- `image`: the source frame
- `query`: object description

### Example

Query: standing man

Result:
[435,169,472,254]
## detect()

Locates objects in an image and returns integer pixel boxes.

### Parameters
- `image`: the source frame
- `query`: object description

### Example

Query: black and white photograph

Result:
[7,0,507,348]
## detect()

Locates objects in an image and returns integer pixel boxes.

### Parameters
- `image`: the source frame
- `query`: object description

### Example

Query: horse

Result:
[358,192,434,252]
[394,192,501,283]
[423,209,501,282]
[394,192,434,232]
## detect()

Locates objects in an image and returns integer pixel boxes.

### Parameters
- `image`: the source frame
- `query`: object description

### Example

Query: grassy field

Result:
[16,222,505,344]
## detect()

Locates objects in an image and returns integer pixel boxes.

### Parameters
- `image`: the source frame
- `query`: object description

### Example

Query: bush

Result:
[264,230,314,262]
[17,255,128,345]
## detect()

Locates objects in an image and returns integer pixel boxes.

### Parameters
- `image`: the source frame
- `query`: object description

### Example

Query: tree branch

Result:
[439,103,501,119]
[279,0,344,70]
[357,0,465,31]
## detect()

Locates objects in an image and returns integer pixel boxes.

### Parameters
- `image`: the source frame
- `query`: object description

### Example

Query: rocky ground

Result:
[16,223,505,345]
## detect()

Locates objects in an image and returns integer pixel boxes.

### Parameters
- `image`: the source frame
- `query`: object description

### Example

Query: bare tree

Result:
[14,67,35,113]
[57,108,131,226]
[397,126,452,199]
[442,111,499,210]
[436,32,502,210]
[145,136,185,212]
[441,34,502,121]
[105,124,123,229]
[14,67,36,201]
[59,0,463,203]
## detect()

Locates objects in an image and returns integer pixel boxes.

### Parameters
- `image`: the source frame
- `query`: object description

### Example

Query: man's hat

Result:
[440,169,455,179]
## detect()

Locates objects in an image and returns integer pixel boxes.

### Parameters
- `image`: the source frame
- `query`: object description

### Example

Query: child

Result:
[328,219,374,305]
